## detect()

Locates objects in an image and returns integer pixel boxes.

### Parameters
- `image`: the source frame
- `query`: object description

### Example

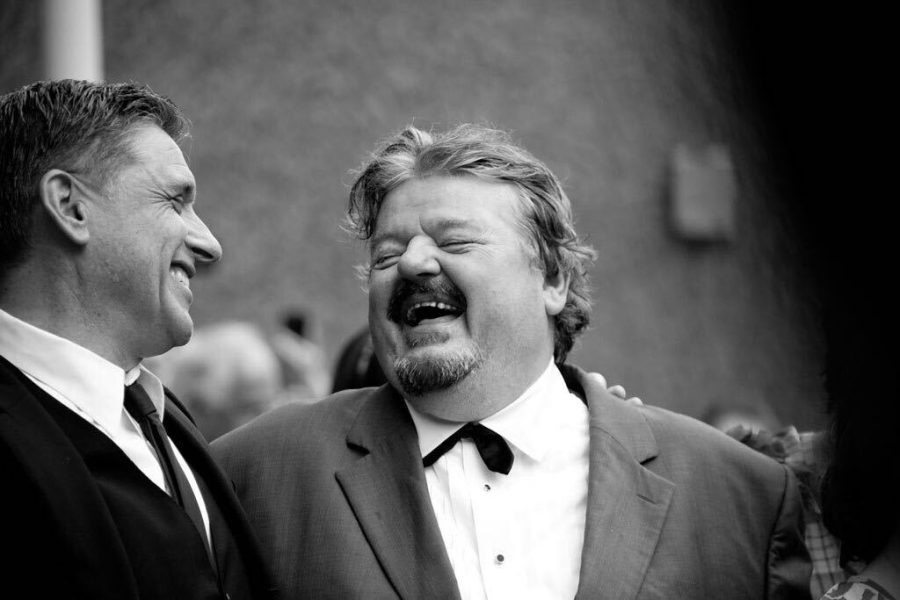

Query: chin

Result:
[392,345,483,397]
[165,316,195,350]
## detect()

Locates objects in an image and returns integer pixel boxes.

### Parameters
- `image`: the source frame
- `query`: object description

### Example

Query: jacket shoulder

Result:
[636,403,794,496]
[211,386,377,457]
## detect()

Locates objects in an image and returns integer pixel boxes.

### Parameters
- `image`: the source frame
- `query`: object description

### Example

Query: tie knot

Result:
[124,383,159,421]
[458,422,494,441]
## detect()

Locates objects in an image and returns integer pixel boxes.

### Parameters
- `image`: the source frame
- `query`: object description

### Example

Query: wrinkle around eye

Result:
[440,241,473,251]
[371,255,400,270]
[439,238,486,254]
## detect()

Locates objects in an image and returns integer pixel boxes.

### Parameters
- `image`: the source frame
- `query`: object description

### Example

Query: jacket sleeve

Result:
[767,465,813,600]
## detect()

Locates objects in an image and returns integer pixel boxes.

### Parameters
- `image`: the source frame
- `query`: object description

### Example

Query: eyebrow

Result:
[431,217,477,231]
[369,232,397,250]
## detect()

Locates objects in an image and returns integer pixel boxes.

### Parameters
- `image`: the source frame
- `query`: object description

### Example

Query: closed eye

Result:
[440,240,476,252]
[170,196,186,214]
[371,254,400,270]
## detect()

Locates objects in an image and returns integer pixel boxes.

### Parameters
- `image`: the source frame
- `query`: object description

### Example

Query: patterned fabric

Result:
[822,577,897,600]
[786,430,848,597]
[806,517,845,597]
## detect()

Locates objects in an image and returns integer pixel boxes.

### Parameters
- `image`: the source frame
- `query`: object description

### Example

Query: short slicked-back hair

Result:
[347,124,596,363]
[0,79,189,274]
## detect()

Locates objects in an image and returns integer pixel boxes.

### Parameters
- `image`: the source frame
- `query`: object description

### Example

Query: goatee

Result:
[394,346,483,396]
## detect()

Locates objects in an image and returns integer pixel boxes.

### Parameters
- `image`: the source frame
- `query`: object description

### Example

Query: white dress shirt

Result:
[0,307,211,541]
[405,359,590,600]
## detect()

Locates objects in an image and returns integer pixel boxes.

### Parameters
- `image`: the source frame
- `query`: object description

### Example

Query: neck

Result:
[403,359,552,422]
[1,270,136,371]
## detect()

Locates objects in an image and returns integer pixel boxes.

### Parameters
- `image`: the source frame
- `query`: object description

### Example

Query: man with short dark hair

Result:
[214,124,812,599]
[0,79,274,599]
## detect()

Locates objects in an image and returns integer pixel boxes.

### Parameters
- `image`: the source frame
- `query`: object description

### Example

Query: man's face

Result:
[84,124,221,364]
[367,175,567,417]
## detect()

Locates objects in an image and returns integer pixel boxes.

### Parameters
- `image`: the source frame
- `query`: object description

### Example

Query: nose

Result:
[185,210,223,264]
[397,236,440,280]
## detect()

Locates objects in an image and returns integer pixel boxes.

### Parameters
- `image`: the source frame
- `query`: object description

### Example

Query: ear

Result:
[542,268,570,316]
[39,169,90,245]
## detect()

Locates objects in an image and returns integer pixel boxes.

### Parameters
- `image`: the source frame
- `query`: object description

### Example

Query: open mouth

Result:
[403,300,464,326]
[388,280,467,327]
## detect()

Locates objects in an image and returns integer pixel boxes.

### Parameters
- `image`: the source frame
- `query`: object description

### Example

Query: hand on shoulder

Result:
[584,372,642,406]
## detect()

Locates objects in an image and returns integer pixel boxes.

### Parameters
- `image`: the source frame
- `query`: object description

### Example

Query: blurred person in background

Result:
[271,308,332,400]
[214,123,811,599]
[147,321,285,441]
[149,316,332,440]
[819,290,899,600]
[0,79,274,599]
[331,327,387,392]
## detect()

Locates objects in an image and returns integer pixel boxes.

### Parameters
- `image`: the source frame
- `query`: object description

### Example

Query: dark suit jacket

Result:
[0,355,277,600]
[213,364,811,600]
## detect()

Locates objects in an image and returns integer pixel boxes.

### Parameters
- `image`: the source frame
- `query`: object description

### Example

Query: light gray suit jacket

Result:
[213,364,811,599]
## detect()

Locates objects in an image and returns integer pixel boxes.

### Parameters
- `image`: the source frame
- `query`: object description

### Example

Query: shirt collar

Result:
[0,307,166,426]
[406,358,573,463]
[128,363,168,419]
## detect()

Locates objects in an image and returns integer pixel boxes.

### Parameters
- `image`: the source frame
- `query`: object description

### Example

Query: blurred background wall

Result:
[1,0,836,431]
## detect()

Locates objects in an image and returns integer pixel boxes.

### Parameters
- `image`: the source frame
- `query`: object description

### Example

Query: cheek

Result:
[471,278,542,325]
[366,276,398,326]
[367,276,390,308]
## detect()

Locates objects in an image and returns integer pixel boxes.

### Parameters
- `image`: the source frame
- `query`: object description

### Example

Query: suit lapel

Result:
[329,367,673,600]
[336,386,461,600]
[565,366,675,600]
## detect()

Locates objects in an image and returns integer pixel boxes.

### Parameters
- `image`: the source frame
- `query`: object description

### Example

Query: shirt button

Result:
[484,484,491,491]
[495,554,505,564]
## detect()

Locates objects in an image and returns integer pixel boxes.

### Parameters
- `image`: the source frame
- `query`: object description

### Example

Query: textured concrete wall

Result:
[0,0,827,428]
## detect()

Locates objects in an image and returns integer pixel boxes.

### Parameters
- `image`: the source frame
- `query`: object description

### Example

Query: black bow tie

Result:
[422,422,514,475]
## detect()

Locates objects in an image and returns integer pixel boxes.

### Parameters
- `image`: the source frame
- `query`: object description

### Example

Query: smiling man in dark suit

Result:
[214,123,811,599]
[0,79,274,599]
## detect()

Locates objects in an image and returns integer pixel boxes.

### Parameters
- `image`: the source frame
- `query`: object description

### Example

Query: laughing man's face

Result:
[367,174,567,418]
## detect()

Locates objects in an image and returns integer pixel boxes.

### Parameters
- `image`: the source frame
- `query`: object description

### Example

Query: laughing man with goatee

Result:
[213,124,811,600]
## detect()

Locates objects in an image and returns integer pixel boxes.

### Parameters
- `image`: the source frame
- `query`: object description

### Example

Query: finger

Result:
[608,384,626,399]
[624,396,643,406]
[586,372,609,388]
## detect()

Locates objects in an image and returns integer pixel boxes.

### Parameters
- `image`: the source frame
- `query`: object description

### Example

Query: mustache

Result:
[387,278,466,323]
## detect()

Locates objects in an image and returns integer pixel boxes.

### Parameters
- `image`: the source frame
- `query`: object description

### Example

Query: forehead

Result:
[115,124,195,188]
[374,175,524,234]
[122,123,187,161]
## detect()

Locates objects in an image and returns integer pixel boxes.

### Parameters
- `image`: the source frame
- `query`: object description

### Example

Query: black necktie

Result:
[423,422,514,475]
[124,383,213,561]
